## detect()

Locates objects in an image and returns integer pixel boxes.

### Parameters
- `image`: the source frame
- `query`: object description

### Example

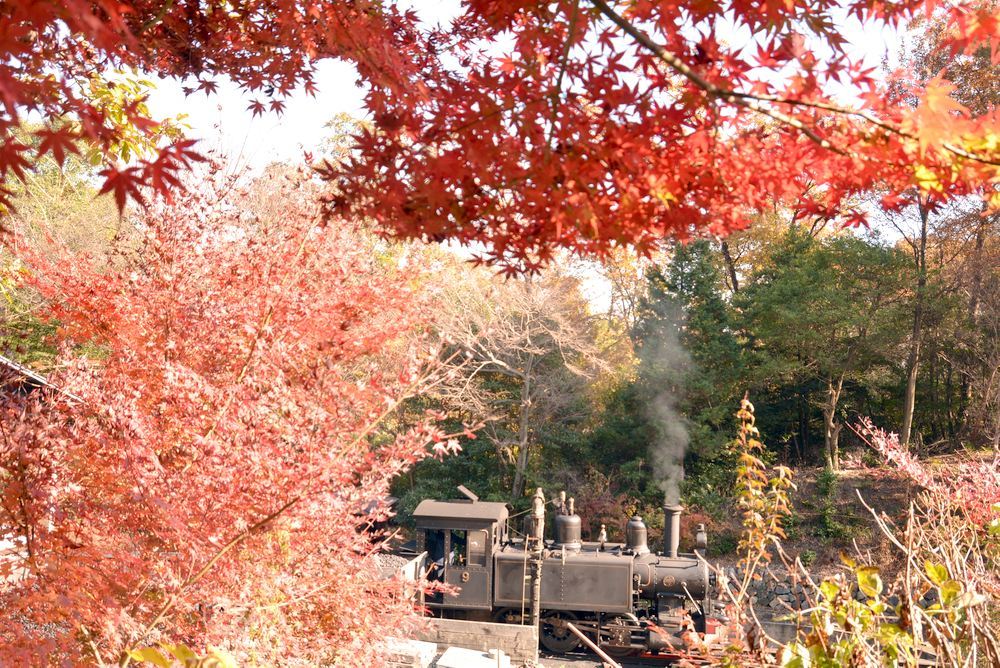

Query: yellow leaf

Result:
[127,648,172,668]
[653,188,677,207]
[913,164,943,193]
[923,560,948,586]
[857,566,883,598]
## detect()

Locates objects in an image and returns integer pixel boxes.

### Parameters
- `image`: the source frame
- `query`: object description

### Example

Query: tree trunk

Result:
[511,351,535,499]
[959,215,989,439]
[967,217,987,326]
[720,240,740,293]
[798,392,808,465]
[823,376,844,470]
[945,363,956,438]
[901,200,929,448]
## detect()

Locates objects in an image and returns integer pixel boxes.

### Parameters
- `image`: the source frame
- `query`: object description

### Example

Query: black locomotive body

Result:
[411,492,727,657]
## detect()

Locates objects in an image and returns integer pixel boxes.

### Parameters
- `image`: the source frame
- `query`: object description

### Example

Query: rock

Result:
[774,584,791,596]
[383,637,437,668]
[435,647,511,668]
[769,596,785,609]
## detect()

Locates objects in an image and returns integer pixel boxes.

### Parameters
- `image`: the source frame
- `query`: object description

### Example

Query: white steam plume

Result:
[639,301,690,506]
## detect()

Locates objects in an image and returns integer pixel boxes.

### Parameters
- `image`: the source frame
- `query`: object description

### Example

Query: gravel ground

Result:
[539,652,675,668]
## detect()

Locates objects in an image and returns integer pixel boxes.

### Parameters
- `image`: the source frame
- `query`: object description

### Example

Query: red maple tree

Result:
[2,1,997,267]
[0,166,458,665]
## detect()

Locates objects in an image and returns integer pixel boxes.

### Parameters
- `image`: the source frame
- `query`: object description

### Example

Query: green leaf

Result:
[877,622,902,643]
[127,648,172,668]
[856,566,882,598]
[939,580,962,607]
[778,641,811,667]
[923,560,948,586]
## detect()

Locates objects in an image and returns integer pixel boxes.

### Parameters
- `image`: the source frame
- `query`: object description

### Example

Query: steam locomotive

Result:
[409,487,728,657]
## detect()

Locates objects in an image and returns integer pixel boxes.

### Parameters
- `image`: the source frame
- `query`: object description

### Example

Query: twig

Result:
[82,626,107,668]
[119,496,300,667]
[139,0,176,34]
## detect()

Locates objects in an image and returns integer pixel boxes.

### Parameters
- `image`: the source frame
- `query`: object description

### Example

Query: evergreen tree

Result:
[612,241,746,510]
[736,230,911,468]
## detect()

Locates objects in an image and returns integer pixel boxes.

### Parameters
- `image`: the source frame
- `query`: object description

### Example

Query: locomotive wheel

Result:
[539,610,581,653]
[601,614,643,658]
[492,608,527,625]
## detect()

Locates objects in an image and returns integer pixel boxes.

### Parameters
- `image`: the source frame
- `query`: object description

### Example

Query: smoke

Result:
[638,300,691,506]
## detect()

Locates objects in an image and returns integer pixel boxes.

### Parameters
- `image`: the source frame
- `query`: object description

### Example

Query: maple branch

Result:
[184,220,315,471]
[547,0,581,149]
[590,0,1000,167]
[726,91,1000,167]
[139,0,176,34]
[590,0,842,153]
[122,352,453,664]
[120,496,302,667]
[0,417,37,574]
[940,142,1000,166]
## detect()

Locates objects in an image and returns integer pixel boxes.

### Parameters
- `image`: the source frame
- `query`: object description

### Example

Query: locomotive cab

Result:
[412,498,508,613]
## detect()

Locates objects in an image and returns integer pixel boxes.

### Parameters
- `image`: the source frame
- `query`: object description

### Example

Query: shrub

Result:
[0,167,455,665]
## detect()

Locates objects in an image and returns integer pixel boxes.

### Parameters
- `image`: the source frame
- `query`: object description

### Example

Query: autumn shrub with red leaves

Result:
[858,417,1000,530]
[0,167,457,665]
[767,421,1000,665]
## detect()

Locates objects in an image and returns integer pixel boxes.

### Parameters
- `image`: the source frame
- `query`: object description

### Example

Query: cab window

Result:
[425,529,446,580]
[468,529,487,567]
[449,530,467,567]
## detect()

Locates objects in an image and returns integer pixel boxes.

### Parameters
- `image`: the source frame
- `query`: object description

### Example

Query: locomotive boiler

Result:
[410,487,726,657]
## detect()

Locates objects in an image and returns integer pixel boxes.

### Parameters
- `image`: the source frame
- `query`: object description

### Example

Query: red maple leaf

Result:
[36,128,81,166]
[247,99,267,117]
[97,164,146,210]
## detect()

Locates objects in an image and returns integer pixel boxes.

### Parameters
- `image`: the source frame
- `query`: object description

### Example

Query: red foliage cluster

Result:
[0,167,454,664]
[2,1,997,268]
[568,467,637,539]
[0,0,427,208]
[326,0,998,269]
[857,418,1000,527]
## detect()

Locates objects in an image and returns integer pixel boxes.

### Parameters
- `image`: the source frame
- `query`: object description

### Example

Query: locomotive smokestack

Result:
[663,502,682,558]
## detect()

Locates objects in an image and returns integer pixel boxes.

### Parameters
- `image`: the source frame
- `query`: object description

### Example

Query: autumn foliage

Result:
[857,418,1000,531]
[0,168,452,665]
[2,1,997,268]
